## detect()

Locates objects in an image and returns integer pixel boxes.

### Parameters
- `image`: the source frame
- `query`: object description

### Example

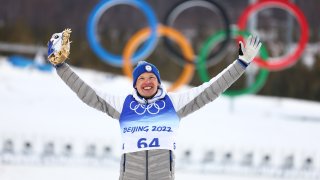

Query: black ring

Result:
[163,0,231,67]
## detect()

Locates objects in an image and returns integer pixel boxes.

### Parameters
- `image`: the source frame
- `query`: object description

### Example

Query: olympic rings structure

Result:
[163,0,231,67]
[87,0,158,67]
[237,0,309,71]
[198,28,270,96]
[86,0,310,95]
[123,25,195,92]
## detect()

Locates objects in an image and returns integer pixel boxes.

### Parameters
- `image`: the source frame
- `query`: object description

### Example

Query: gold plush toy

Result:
[47,28,72,65]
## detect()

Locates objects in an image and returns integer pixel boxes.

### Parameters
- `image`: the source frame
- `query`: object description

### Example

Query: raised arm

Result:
[169,35,262,118]
[55,63,123,119]
[47,29,124,120]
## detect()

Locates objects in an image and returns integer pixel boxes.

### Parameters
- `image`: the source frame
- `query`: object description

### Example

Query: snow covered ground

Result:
[1,164,306,180]
[1,57,320,180]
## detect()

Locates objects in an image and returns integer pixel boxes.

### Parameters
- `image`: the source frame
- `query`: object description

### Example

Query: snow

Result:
[1,57,320,180]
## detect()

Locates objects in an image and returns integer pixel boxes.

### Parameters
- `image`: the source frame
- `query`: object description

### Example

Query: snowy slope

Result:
[1,57,320,180]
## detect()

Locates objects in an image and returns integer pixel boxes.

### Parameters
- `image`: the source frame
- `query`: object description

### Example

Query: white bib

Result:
[119,95,180,153]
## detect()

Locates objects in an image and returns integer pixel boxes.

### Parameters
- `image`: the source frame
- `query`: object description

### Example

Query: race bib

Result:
[119,95,180,153]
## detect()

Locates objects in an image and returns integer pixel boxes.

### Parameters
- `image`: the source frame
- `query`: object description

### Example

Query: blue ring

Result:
[87,0,158,67]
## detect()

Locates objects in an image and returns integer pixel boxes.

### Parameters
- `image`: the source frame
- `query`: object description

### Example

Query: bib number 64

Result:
[137,138,160,148]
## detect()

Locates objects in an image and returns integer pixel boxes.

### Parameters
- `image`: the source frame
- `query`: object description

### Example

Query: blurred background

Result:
[0,0,320,179]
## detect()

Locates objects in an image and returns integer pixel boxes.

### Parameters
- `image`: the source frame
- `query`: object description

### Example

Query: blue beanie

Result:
[132,61,161,87]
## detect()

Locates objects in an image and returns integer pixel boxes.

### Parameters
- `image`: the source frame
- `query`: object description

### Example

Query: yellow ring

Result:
[123,25,195,92]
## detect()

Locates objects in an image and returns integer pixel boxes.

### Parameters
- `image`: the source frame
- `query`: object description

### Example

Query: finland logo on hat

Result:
[145,65,152,72]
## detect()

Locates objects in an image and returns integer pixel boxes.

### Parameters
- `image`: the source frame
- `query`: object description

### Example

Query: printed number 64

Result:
[137,138,160,148]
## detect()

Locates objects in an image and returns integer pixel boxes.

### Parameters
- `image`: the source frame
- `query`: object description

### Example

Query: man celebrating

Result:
[47,28,261,180]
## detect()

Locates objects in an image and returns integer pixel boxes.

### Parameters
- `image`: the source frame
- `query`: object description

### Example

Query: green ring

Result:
[197,28,269,96]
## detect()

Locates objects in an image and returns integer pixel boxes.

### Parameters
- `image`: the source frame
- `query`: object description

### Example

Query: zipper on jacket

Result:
[169,150,172,172]
[123,154,126,172]
[146,150,148,180]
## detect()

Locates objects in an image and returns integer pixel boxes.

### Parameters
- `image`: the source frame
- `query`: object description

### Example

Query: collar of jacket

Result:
[132,84,167,104]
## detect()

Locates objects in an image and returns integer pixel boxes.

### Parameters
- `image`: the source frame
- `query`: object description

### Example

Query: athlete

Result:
[47,29,261,180]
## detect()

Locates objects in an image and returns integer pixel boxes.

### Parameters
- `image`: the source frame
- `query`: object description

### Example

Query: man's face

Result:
[135,72,159,99]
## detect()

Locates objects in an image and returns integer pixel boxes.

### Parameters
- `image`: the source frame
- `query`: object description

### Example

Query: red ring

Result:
[238,0,309,71]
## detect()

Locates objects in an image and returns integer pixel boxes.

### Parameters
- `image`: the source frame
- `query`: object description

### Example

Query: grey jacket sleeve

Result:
[55,63,123,120]
[168,60,247,118]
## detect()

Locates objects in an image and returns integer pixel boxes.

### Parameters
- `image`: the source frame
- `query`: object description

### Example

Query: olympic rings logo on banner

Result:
[130,100,166,115]
[86,0,309,95]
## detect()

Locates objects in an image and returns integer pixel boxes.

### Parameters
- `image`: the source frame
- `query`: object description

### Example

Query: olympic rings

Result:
[130,100,166,115]
[86,0,158,67]
[237,0,309,71]
[86,0,310,95]
[163,0,231,67]
[197,28,270,96]
[123,25,195,92]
